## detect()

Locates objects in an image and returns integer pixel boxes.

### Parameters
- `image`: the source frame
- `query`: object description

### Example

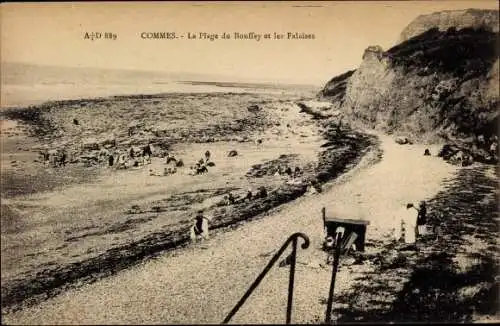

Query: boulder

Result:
[228,150,238,157]
[247,104,262,113]
[395,136,409,145]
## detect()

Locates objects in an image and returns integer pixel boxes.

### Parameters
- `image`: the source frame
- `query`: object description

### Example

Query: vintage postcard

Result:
[1,1,498,324]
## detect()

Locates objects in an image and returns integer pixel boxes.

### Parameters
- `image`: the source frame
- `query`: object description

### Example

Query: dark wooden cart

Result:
[322,207,370,252]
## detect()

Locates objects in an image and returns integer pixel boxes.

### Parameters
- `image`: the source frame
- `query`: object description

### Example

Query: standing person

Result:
[490,140,498,159]
[393,203,417,244]
[190,209,211,241]
[42,149,50,166]
[415,201,427,237]
[143,142,153,157]
[403,203,418,244]
[245,189,253,202]
[256,186,267,198]
[143,143,153,164]
[60,150,67,167]
[205,150,211,162]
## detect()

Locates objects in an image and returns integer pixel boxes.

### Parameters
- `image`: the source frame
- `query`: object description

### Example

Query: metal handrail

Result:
[221,232,310,324]
[325,232,343,323]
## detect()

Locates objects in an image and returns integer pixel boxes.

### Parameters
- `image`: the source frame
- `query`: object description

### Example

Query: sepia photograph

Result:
[0,1,498,324]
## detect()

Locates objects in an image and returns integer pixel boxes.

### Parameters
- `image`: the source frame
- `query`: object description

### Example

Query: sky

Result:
[1,1,498,85]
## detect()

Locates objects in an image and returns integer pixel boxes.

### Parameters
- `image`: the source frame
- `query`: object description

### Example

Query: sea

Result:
[1,62,319,108]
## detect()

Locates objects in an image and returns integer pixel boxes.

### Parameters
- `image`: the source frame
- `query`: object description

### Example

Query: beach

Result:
[1,71,498,325]
[4,130,489,324]
[1,85,375,312]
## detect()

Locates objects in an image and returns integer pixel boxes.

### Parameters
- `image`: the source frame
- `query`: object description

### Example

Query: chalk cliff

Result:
[319,9,499,160]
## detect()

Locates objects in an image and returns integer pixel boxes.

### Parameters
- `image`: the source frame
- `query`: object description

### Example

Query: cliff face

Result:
[398,9,499,43]
[319,9,499,149]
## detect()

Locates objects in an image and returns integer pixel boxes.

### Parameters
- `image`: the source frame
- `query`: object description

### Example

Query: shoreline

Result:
[1,84,319,110]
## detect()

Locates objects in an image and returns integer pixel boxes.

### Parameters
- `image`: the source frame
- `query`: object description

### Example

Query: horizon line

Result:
[2,60,326,87]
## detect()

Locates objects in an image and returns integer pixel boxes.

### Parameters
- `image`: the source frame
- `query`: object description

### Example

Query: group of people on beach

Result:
[149,150,217,177]
[275,165,302,178]
[220,186,268,206]
[188,150,215,175]
[111,143,154,169]
[40,148,67,167]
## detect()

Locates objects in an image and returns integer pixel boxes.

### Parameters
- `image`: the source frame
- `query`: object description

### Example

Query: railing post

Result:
[222,232,309,324]
[322,207,326,230]
[325,232,342,324]
[286,237,298,324]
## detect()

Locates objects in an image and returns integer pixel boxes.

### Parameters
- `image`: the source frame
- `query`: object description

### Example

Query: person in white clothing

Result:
[393,203,418,244]
[190,210,212,241]
[403,203,418,244]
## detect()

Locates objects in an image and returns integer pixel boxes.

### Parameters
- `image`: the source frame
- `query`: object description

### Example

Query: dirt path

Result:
[2,134,458,324]
[331,164,499,323]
